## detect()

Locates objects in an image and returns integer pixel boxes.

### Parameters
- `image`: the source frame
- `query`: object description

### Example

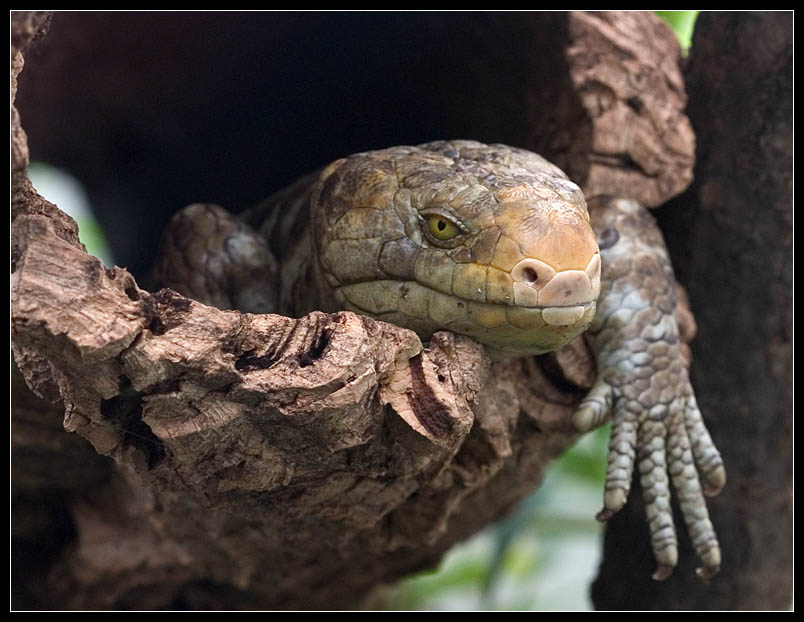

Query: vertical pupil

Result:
[437,220,446,231]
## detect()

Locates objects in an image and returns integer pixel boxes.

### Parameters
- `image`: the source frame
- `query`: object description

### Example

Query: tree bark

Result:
[12,11,776,611]
[592,11,793,610]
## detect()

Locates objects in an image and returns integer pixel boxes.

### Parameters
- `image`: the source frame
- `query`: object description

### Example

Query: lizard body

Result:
[154,140,725,580]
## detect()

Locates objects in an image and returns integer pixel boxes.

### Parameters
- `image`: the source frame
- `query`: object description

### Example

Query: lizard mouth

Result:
[332,253,600,353]
[336,277,597,353]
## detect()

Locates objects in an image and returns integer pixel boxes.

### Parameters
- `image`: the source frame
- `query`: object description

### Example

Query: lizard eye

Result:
[425,214,461,241]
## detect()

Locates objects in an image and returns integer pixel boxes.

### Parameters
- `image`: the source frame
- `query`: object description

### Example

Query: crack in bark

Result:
[406,354,454,439]
[99,375,166,469]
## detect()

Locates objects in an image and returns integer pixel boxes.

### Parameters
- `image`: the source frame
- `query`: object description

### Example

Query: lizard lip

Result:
[538,302,593,326]
[440,287,595,317]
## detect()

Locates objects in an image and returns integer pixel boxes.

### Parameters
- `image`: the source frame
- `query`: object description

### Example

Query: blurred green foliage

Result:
[27,162,115,267]
[656,10,700,55]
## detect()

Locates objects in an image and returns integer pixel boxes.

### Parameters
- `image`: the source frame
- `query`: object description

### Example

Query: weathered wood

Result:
[11,202,583,608]
[592,11,793,610]
[565,11,695,207]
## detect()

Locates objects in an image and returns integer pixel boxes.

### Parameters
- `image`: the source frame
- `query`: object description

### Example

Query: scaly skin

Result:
[154,140,725,581]
[574,196,726,581]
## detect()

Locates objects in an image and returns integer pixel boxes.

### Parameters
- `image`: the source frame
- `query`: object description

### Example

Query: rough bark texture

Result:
[565,12,695,207]
[592,12,793,610]
[10,186,583,610]
[12,11,781,611]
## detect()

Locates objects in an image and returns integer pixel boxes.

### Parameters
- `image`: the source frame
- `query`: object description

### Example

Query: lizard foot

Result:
[576,197,726,581]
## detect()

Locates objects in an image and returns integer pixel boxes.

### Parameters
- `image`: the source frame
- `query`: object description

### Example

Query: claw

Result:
[572,380,613,432]
[595,507,616,522]
[702,465,727,496]
[695,564,720,583]
[572,406,599,433]
[683,395,726,496]
[652,564,675,582]
[603,488,629,515]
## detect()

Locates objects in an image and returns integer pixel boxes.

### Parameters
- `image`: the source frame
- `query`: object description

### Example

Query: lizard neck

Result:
[277,229,342,318]
[241,171,338,318]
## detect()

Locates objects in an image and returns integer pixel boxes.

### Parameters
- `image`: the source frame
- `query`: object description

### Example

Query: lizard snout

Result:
[510,253,601,326]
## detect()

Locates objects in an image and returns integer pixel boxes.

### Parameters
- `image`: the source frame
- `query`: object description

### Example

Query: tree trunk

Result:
[591,11,793,610]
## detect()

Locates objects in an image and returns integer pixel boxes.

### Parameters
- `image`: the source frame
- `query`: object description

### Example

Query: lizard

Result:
[153,139,726,581]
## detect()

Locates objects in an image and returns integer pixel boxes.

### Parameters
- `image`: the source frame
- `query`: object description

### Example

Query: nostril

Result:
[522,267,539,284]
[511,258,555,289]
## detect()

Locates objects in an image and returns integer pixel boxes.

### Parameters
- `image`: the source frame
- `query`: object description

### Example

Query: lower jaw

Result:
[335,279,597,356]
[460,301,597,357]
[421,298,596,357]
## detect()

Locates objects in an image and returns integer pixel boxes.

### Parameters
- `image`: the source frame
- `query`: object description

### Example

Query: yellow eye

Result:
[426,214,461,241]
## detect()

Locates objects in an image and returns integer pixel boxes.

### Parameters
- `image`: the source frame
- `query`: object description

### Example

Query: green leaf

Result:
[656,11,700,56]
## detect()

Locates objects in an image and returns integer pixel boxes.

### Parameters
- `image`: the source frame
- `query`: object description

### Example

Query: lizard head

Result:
[311,140,600,357]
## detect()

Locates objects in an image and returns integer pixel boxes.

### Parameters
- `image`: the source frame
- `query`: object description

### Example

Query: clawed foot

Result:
[575,383,725,581]
[577,197,726,582]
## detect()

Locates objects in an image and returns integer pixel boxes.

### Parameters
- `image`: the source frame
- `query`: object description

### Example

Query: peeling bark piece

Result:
[567,11,696,207]
[379,332,487,449]
[12,192,581,608]
[13,178,572,609]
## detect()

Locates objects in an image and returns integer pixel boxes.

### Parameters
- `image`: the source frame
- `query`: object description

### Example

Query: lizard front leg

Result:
[573,197,726,581]
[153,203,279,314]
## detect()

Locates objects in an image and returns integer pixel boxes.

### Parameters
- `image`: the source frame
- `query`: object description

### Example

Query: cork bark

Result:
[13,11,785,611]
